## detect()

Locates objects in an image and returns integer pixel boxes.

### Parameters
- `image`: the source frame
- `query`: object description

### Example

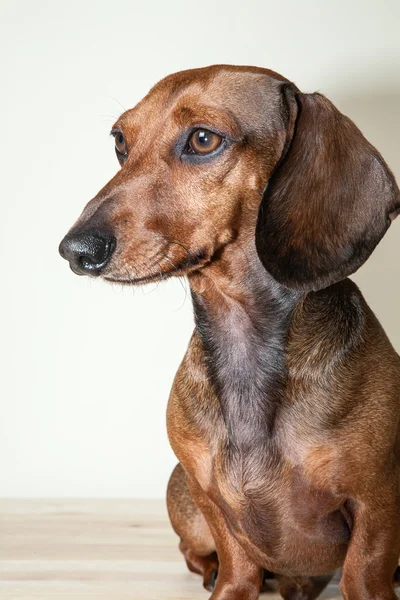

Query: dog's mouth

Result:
[103,248,209,285]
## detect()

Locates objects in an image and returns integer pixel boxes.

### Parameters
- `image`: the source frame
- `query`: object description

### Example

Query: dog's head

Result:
[59,65,399,291]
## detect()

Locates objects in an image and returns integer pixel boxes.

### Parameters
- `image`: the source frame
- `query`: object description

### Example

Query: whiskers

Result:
[160,252,189,310]
[101,239,196,309]
[100,96,127,125]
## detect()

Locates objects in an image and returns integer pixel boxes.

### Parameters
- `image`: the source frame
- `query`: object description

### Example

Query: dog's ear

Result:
[256,85,400,291]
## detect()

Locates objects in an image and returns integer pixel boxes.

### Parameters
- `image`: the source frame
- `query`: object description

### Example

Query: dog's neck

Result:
[188,237,301,450]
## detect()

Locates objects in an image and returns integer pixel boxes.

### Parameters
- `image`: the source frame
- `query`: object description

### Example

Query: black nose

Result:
[59,231,116,276]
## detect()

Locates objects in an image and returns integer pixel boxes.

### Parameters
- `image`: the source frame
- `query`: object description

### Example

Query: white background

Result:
[1,0,399,497]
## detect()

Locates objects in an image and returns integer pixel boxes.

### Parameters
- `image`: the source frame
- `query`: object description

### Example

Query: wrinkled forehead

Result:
[113,66,286,137]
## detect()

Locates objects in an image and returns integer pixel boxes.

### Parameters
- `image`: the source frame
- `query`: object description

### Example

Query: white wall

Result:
[1,0,399,497]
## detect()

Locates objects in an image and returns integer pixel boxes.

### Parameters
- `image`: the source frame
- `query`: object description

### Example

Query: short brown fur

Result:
[60,65,400,600]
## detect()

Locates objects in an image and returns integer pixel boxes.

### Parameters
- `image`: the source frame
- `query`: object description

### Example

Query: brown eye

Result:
[188,129,222,154]
[113,131,127,155]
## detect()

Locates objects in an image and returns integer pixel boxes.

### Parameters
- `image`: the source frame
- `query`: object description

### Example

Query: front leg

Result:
[340,481,400,600]
[188,477,263,600]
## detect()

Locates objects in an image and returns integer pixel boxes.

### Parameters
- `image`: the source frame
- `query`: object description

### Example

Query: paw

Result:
[209,582,261,600]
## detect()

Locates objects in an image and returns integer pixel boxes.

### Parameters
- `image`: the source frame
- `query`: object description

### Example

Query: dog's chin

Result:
[102,249,211,286]
[103,271,169,286]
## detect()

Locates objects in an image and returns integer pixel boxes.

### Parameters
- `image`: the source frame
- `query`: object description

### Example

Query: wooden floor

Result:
[0,499,345,600]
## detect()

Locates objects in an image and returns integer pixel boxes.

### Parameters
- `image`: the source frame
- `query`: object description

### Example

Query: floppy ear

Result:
[255,86,400,291]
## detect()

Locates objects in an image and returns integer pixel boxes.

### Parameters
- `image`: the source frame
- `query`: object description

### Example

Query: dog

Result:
[59,65,400,600]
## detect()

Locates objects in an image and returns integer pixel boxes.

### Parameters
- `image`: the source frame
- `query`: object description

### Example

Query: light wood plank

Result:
[0,499,344,599]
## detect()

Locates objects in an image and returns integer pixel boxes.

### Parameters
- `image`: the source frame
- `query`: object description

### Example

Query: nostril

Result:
[79,255,100,269]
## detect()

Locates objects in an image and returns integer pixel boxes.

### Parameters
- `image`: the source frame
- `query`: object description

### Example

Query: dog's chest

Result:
[212,445,350,574]
[170,328,350,573]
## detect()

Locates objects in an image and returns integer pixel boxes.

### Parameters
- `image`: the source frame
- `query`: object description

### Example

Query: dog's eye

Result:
[111,129,128,164]
[114,131,126,155]
[187,129,222,155]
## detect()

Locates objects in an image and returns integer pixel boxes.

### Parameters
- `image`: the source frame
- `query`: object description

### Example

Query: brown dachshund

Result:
[59,65,400,600]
